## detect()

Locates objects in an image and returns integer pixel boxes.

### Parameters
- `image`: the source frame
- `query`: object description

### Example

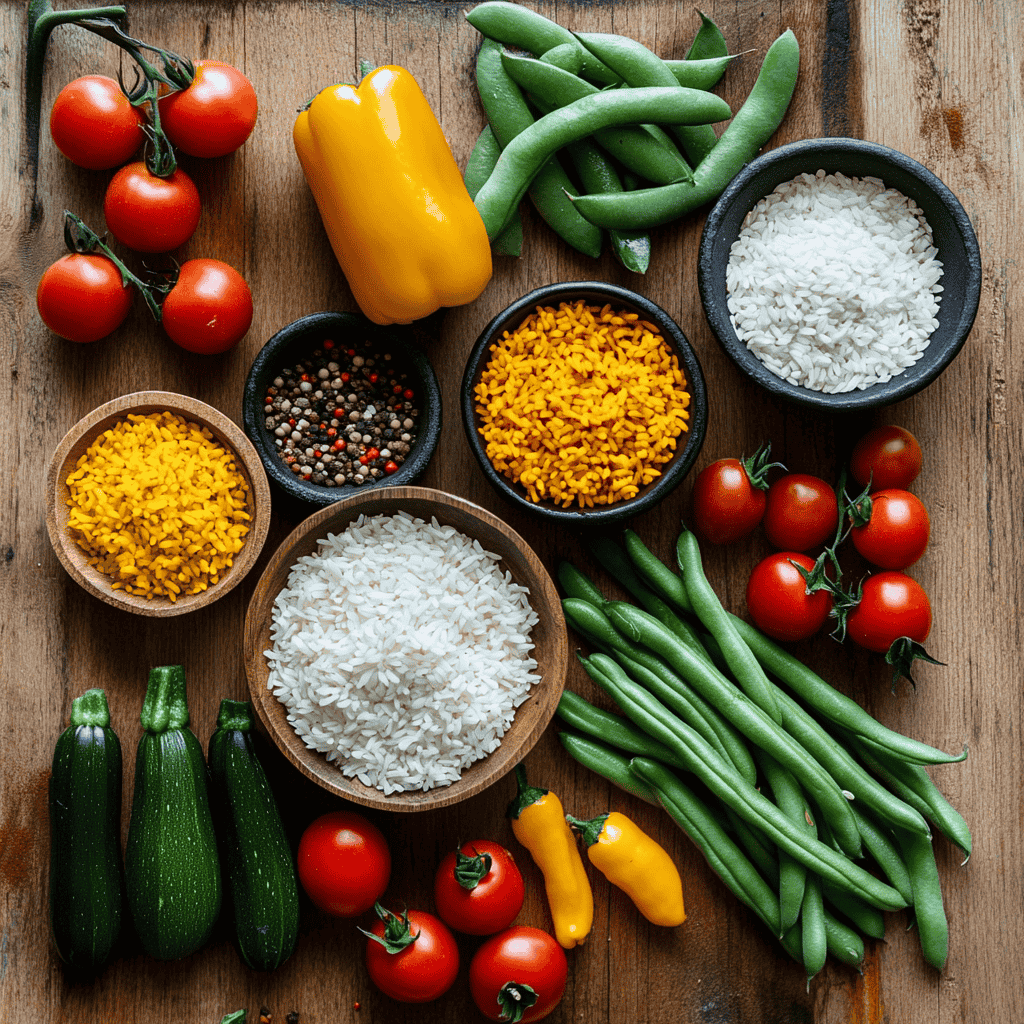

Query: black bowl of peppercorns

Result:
[243,311,442,512]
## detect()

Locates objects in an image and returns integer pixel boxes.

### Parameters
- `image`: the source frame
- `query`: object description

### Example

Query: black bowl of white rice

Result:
[698,137,981,411]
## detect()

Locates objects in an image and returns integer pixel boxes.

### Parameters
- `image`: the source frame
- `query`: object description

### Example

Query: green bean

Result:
[557,731,660,806]
[475,38,602,257]
[820,881,886,941]
[800,873,827,980]
[463,125,523,257]
[591,666,904,910]
[824,911,866,968]
[473,86,731,239]
[684,10,729,61]
[575,32,719,165]
[623,529,695,614]
[572,29,800,230]
[894,827,949,971]
[723,806,778,881]
[556,560,607,605]
[500,50,693,186]
[850,805,915,905]
[539,42,583,76]
[664,55,738,91]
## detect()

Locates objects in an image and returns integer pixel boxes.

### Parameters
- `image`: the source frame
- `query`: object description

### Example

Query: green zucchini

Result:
[48,688,124,972]
[124,665,222,960]
[208,699,299,971]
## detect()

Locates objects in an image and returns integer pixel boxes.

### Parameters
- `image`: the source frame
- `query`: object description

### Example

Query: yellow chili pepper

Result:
[292,64,492,326]
[507,765,593,949]
[567,811,686,927]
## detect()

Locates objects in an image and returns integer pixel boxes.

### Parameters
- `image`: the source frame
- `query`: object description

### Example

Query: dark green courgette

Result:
[208,699,299,972]
[48,688,124,972]
[124,665,222,960]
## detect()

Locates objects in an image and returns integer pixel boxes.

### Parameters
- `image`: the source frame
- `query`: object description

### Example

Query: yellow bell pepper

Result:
[293,65,492,326]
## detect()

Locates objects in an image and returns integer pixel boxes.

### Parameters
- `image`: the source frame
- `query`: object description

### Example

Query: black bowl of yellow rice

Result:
[461,282,707,526]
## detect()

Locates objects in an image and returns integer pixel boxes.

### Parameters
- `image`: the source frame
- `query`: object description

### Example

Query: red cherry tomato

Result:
[846,572,932,653]
[49,75,145,169]
[160,258,253,354]
[364,907,460,1004]
[691,459,767,545]
[297,810,390,917]
[36,253,133,343]
[763,474,839,552]
[469,926,568,1023]
[745,552,833,643]
[158,60,258,158]
[850,489,930,569]
[433,840,525,936]
[850,426,923,491]
[103,161,201,252]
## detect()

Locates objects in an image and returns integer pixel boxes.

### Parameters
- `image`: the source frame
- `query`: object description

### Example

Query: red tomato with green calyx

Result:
[469,926,568,1023]
[846,572,932,653]
[434,840,525,936]
[49,75,145,170]
[103,161,201,253]
[691,445,782,545]
[746,552,833,643]
[158,60,258,158]
[160,258,253,354]
[850,425,923,492]
[297,810,390,917]
[363,905,459,1004]
[764,473,839,552]
[36,253,133,343]
[850,489,930,569]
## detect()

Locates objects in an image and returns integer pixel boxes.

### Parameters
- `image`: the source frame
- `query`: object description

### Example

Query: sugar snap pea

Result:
[557,731,660,806]
[473,86,731,239]
[664,54,738,91]
[684,10,729,61]
[539,42,583,76]
[464,125,523,257]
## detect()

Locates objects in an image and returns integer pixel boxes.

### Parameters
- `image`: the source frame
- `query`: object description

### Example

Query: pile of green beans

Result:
[554,527,969,978]
[464,2,798,268]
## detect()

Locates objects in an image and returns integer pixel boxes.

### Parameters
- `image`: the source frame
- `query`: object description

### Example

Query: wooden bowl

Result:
[243,486,568,812]
[46,391,271,617]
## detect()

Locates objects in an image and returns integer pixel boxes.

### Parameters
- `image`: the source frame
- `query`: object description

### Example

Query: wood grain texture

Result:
[2,1,1021,1022]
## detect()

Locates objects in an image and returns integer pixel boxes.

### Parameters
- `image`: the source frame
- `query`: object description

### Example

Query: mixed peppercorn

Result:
[263,338,421,487]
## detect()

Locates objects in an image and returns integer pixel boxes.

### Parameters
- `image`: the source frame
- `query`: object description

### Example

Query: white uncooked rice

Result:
[726,170,944,393]
[264,511,540,795]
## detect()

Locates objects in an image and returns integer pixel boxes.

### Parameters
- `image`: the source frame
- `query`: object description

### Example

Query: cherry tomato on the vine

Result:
[850,489,930,569]
[846,572,932,653]
[297,810,390,917]
[469,926,568,1023]
[158,60,258,158]
[763,474,839,552]
[433,840,525,936]
[103,161,201,252]
[364,906,460,1004]
[160,258,253,354]
[746,552,833,643]
[850,425,923,491]
[691,451,776,545]
[49,75,145,170]
[36,253,133,343]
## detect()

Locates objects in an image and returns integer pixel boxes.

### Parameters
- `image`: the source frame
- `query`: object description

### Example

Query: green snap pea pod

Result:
[556,560,607,605]
[473,86,731,240]
[574,32,719,165]
[500,51,694,185]
[623,529,695,614]
[800,873,828,980]
[603,601,863,860]
[465,1,620,84]
[556,689,687,770]
[464,125,523,257]
[894,827,949,971]
[850,805,915,905]
[557,731,659,806]
[539,42,583,76]
[592,666,904,910]
[571,29,800,230]
[684,10,729,61]
[476,38,602,257]
[664,54,738,91]
[821,881,886,941]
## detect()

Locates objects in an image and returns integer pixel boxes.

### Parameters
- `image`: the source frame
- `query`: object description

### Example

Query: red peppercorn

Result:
[288,418,296,427]
[301,373,311,382]
[347,348,356,357]
[393,385,403,395]
[384,461,399,474]
[359,455,369,465]
[403,389,414,400]
[332,441,344,451]
[366,448,380,461]
[341,372,350,383]
[327,428,337,437]
[313,450,322,458]
[334,408,344,419]
[324,339,335,349]
[369,372,379,384]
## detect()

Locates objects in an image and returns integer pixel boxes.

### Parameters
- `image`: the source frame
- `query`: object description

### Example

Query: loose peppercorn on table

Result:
[4,2,1021,1023]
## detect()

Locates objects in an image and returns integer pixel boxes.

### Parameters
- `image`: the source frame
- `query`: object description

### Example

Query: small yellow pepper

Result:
[567,811,686,927]
[508,765,593,949]
[292,65,492,326]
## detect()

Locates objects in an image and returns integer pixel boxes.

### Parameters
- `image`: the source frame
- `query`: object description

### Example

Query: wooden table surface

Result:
[3,1,1021,1021]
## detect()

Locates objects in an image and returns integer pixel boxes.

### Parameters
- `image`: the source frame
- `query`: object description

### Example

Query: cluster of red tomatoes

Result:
[692,426,936,681]
[37,61,258,354]
[297,810,567,1022]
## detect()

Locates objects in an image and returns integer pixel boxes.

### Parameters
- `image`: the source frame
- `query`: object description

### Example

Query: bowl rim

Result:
[697,136,983,412]
[242,310,443,510]
[45,390,271,617]
[242,484,568,812]
[461,280,708,525]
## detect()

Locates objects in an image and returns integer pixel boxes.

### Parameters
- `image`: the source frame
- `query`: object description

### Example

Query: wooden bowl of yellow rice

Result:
[46,391,271,617]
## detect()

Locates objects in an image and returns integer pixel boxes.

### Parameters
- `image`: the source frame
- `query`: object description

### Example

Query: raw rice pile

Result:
[726,170,944,393]
[264,512,540,794]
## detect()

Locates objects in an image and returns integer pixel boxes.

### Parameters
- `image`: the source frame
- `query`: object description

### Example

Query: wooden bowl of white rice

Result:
[698,137,981,411]
[243,486,568,811]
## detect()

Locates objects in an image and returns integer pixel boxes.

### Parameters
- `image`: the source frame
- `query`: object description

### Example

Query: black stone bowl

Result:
[698,137,982,412]
[461,282,707,527]
[243,311,441,513]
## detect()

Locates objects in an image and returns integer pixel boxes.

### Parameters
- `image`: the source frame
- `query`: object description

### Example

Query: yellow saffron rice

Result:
[474,301,691,508]
[64,411,252,600]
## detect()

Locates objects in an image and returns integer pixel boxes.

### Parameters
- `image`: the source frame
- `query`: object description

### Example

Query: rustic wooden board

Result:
[2,1,1021,1022]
